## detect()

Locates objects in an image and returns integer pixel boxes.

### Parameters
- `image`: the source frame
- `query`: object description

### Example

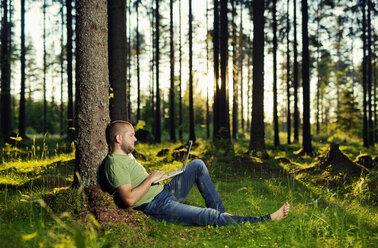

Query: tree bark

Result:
[108,0,127,121]
[74,0,110,189]
[249,0,265,154]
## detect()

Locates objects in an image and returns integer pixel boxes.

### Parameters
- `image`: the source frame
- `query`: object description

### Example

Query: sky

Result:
[8,0,372,124]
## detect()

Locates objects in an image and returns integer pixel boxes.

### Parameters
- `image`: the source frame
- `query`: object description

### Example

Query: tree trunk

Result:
[249,0,265,154]
[301,0,312,155]
[206,0,210,139]
[136,2,141,121]
[286,0,291,144]
[273,0,279,146]
[213,0,220,140]
[217,0,230,140]
[247,27,251,133]
[108,0,127,121]
[1,0,11,138]
[367,0,374,147]
[66,0,74,141]
[169,0,176,142]
[189,0,196,142]
[19,0,26,138]
[362,0,368,147]
[316,1,320,135]
[127,0,132,120]
[74,0,110,189]
[43,0,47,135]
[293,0,299,142]
[60,0,64,137]
[232,0,238,139]
[155,0,161,142]
[239,0,244,132]
[179,0,183,140]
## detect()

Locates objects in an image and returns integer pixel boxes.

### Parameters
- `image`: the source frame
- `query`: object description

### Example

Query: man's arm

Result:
[117,170,165,207]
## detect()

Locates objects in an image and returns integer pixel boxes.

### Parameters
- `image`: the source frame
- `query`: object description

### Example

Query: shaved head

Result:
[106,120,133,147]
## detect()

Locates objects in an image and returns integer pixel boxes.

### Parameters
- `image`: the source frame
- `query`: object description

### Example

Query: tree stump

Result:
[298,143,368,177]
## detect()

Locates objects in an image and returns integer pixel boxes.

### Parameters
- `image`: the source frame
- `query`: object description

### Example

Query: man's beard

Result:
[121,143,134,154]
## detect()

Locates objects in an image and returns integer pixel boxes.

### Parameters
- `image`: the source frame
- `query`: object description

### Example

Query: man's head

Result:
[106,120,137,154]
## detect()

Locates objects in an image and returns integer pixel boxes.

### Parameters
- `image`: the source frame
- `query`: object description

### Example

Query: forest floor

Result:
[0,135,377,247]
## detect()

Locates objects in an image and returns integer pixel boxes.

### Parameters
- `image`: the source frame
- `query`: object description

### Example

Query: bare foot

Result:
[270,202,290,221]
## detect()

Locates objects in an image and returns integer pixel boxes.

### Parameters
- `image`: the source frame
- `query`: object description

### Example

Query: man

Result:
[104,120,290,226]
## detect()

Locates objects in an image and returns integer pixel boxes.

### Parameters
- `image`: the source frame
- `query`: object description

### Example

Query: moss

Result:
[42,188,87,218]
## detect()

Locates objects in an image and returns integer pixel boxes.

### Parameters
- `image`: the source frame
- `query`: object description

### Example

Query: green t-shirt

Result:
[104,153,163,208]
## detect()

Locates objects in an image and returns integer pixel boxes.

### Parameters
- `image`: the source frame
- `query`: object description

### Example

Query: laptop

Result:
[154,140,193,184]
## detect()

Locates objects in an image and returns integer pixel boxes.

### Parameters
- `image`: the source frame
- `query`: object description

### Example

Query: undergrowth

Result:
[0,137,377,247]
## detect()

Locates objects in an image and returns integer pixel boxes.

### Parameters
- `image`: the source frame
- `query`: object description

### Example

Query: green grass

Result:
[0,137,377,247]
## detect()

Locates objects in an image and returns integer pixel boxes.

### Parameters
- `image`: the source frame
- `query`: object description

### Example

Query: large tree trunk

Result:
[189,0,196,142]
[66,0,75,141]
[249,0,265,154]
[108,0,127,121]
[169,0,176,142]
[273,0,279,147]
[74,0,110,189]
[301,0,312,155]
[19,0,26,138]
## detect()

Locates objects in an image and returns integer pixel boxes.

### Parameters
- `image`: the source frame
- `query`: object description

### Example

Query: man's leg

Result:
[144,191,271,226]
[164,159,226,213]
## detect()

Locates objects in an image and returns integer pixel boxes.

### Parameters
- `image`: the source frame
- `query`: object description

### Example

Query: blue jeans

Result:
[143,159,271,226]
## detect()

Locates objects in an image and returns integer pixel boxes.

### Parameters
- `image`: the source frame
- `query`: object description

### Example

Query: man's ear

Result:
[115,134,122,144]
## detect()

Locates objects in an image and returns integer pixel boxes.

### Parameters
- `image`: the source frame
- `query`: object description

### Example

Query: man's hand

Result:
[148,170,165,183]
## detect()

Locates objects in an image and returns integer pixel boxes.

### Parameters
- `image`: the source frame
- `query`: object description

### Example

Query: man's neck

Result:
[111,148,129,156]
